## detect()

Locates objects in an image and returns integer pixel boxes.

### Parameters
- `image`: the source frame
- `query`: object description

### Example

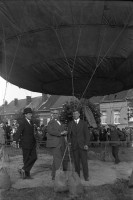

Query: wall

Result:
[36,111,51,126]
[100,101,128,129]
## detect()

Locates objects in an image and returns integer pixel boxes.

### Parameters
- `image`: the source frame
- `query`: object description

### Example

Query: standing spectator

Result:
[110,125,120,164]
[68,109,89,181]
[11,120,19,144]
[12,107,37,179]
[88,126,94,147]
[3,122,12,145]
[106,128,111,141]
[0,125,5,145]
[46,109,67,180]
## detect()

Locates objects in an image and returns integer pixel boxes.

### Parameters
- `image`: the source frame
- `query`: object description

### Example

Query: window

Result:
[128,107,133,122]
[101,111,107,124]
[114,111,120,124]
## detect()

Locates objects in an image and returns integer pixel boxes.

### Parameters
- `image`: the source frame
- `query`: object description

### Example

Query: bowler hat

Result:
[23,107,33,114]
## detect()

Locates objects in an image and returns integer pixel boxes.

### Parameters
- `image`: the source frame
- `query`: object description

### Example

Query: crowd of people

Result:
[89,125,131,145]
[1,117,132,148]
[1,119,47,147]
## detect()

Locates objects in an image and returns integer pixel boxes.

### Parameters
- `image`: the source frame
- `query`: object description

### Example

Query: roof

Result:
[0,96,42,115]
[89,96,104,104]
[101,90,131,103]
[37,95,60,111]
[37,95,78,111]
[51,96,78,109]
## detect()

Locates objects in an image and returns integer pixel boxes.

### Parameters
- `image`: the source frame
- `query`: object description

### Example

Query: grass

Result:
[1,180,133,200]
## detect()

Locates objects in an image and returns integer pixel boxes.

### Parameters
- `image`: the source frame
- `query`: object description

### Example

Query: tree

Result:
[59,99,101,127]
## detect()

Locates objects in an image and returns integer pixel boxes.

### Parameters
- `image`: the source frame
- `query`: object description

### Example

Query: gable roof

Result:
[51,96,78,109]
[0,96,42,115]
[89,96,104,104]
[37,95,60,111]
[101,90,131,103]
[37,95,78,111]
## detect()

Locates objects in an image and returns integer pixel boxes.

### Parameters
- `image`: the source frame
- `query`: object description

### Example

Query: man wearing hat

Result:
[12,107,37,179]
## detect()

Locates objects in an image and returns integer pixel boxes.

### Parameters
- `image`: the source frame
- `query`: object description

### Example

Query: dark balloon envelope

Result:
[0,0,133,98]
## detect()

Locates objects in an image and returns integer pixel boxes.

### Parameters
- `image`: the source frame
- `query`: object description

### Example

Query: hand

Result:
[84,145,88,150]
[12,141,17,148]
[61,130,68,135]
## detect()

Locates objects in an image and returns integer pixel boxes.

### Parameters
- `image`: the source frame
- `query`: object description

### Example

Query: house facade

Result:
[0,95,43,125]
[1,90,133,129]
[0,94,77,126]
[100,89,133,129]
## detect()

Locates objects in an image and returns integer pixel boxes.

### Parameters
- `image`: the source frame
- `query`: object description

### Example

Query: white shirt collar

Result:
[74,118,80,124]
[26,118,31,124]
[55,119,61,125]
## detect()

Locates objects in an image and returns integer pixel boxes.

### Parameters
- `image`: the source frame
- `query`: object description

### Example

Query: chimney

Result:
[4,100,8,106]
[14,98,18,106]
[26,96,32,105]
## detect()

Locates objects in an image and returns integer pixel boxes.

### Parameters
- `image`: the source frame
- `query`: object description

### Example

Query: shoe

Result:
[24,175,33,180]
[115,160,120,164]
[18,169,25,179]
[85,177,89,181]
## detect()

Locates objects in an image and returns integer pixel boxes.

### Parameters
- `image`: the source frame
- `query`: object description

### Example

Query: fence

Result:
[1,140,133,159]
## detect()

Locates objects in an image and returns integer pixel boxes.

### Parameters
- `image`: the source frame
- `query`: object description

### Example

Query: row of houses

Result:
[0,94,77,126]
[1,90,133,129]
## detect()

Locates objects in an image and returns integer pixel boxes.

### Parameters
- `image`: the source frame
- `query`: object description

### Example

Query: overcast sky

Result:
[0,76,41,106]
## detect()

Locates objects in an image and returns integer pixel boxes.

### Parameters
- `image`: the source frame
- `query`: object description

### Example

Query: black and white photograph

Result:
[0,0,133,199]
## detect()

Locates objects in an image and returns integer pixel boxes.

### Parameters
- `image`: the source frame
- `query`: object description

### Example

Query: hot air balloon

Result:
[0,0,133,99]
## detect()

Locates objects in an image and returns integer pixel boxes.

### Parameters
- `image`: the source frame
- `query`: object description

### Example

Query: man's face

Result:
[52,110,59,120]
[110,126,115,131]
[25,113,32,120]
[73,111,80,120]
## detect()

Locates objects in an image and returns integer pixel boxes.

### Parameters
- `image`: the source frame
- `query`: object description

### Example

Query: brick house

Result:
[1,90,133,129]
[0,95,43,124]
[0,94,77,126]
[36,95,77,125]
[100,89,133,129]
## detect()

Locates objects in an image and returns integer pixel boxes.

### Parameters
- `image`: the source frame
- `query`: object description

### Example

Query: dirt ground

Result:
[1,146,133,199]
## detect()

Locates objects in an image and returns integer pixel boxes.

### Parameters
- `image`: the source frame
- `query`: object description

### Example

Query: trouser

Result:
[50,144,62,178]
[73,147,89,180]
[22,146,37,175]
[112,145,120,162]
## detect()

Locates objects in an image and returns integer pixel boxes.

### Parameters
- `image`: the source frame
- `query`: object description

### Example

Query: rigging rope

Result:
[1,1,26,108]
[79,6,132,101]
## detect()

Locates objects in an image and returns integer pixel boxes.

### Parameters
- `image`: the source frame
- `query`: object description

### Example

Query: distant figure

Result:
[110,125,120,164]
[0,126,5,145]
[3,122,12,145]
[12,108,37,179]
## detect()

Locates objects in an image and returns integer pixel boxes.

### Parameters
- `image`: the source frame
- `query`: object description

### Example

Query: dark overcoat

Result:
[13,118,36,149]
[68,119,89,150]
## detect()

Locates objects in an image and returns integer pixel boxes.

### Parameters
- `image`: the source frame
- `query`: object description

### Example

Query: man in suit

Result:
[68,109,89,181]
[12,107,37,179]
[46,109,67,180]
